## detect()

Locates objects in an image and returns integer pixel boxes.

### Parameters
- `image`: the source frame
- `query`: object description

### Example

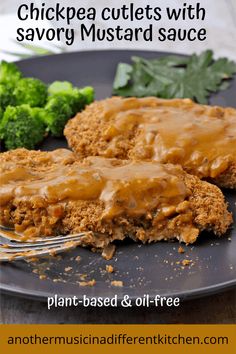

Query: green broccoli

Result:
[0,83,16,111]
[48,81,74,95]
[0,105,46,150]
[0,62,95,147]
[79,86,94,105]
[48,81,94,115]
[41,96,73,137]
[42,82,95,137]
[14,78,47,107]
[0,60,22,85]
[0,107,3,121]
[48,81,83,116]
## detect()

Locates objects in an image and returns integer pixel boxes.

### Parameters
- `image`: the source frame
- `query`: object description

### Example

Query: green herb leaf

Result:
[113,63,133,90]
[113,51,236,103]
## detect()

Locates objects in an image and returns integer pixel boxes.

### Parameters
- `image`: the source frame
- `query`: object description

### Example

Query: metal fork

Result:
[0,226,88,262]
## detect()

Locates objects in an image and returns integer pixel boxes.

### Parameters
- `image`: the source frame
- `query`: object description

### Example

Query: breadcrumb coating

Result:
[0,149,232,256]
[64,97,236,189]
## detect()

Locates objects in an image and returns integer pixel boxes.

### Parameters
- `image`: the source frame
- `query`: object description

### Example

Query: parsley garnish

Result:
[113,50,236,104]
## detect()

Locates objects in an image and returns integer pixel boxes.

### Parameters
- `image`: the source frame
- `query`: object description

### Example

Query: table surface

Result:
[0,289,235,324]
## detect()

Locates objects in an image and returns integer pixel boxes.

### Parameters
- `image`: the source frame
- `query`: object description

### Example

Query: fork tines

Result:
[0,226,87,262]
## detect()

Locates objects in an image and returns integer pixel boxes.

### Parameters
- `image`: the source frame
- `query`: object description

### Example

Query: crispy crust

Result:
[212,163,236,189]
[64,98,131,159]
[64,97,236,188]
[0,149,232,253]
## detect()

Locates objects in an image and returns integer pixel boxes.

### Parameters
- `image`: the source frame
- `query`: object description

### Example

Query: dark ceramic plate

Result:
[0,50,235,301]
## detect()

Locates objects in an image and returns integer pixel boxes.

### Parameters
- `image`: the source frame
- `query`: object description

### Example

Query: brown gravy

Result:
[101,97,236,178]
[0,155,188,220]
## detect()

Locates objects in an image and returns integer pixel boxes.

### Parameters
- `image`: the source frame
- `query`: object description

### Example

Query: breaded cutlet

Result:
[0,149,232,257]
[64,97,236,189]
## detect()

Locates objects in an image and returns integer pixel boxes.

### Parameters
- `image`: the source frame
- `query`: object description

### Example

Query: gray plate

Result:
[0,50,235,302]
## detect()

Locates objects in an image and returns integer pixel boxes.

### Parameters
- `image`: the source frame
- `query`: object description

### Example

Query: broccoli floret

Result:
[48,81,74,95]
[79,86,94,105]
[48,81,94,116]
[43,82,95,137]
[0,60,22,85]
[48,81,83,115]
[0,63,95,147]
[41,96,73,137]
[14,78,47,107]
[0,105,46,150]
[65,89,85,116]
[0,83,16,111]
